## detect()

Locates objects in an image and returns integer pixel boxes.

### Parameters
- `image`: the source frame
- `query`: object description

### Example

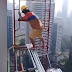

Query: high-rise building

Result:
[7,10,13,48]
[55,18,63,52]
[50,17,63,62]
[7,10,14,72]
[50,22,57,61]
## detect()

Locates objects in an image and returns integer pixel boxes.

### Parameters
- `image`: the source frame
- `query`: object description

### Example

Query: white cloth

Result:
[47,68,62,72]
[26,44,33,48]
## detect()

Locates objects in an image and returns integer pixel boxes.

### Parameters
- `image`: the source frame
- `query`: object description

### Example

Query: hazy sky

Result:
[8,0,72,16]
[55,0,72,16]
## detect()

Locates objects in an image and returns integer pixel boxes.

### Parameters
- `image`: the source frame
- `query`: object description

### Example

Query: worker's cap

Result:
[21,5,28,11]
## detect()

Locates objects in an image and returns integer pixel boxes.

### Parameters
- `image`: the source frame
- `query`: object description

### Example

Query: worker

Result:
[18,5,45,48]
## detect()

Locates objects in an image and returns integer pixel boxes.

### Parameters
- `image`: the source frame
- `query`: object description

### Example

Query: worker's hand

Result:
[18,18,21,21]
[18,11,21,17]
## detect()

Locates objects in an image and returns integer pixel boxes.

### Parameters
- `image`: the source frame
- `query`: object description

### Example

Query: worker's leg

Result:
[29,29,36,48]
[40,37,45,48]
[20,62,24,71]
[30,38,35,48]
[35,29,45,48]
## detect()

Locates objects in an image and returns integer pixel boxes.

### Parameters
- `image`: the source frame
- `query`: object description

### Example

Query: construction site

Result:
[7,0,72,72]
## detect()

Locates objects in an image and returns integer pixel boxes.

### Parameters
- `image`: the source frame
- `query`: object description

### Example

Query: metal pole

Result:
[46,0,52,70]
[47,0,51,53]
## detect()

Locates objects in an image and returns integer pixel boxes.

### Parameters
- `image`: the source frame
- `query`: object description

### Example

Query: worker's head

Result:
[21,5,28,12]
[21,5,30,14]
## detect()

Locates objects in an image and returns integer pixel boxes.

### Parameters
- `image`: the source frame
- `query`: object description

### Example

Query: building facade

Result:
[50,17,63,62]
[7,10,13,48]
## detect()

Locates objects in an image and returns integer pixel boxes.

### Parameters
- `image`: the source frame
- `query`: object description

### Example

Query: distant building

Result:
[62,0,68,18]
[50,22,57,61]
[61,10,72,36]
[7,10,14,72]
[70,36,72,60]
[7,10,13,48]
[50,17,63,62]
[7,1,13,10]
[57,11,62,17]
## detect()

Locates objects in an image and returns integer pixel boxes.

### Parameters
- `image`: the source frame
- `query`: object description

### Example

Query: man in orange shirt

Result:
[18,5,45,48]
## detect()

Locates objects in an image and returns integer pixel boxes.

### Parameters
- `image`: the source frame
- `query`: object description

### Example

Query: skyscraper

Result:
[7,10,13,48]
[50,17,63,62]
[62,0,68,18]
[7,10,14,72]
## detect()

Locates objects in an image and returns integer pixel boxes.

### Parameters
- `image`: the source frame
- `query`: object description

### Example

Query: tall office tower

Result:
[31,1,55,48]
[7,10,14,72]
[62,0,68,18]
[50,17,63,62]
[7,10,13,48]
[55,18,63,62]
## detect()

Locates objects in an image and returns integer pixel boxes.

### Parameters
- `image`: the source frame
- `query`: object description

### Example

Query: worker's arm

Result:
[18,17,28,21]
[18,12,28,21]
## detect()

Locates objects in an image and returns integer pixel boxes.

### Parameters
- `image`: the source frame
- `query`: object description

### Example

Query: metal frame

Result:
[13,0,51,71]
